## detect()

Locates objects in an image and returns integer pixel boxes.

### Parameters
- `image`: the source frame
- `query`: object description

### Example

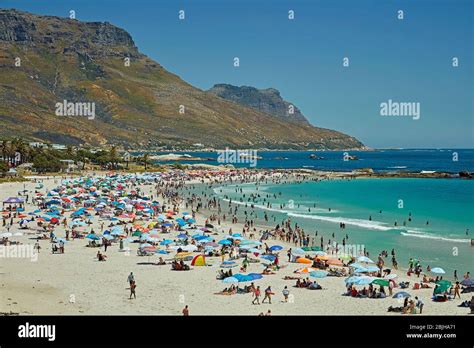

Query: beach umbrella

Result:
[269,245,283,252]
[435,279,452,287]
[160,239,173,245]
[222,277,239,283]
[177,233,188,239]
[247,273,263,280]
[433,284,450,295]
[175,252,193,259]
[260,254,276,261]
[372,278,390,287]
[291,248,305,255]
[349,262,364,269]
[310,270,329,278]
[461,278,474,287]
[220,261,238,268]
[181,245,198,252]
[86,234,100,240]
[194,235,209,241]
[430,267,446,274]
[296,257,312,264]
[357,256,374,264]
[295,267,318,274]
[392,291,411,299]
[218,239,232,245]
[354,267,369,273]
[327,258,344,266]
[365,265,380,272]
[156,249,169,254]
[232,274,253,282]
[338,254,353,261]
[345,276,375,285]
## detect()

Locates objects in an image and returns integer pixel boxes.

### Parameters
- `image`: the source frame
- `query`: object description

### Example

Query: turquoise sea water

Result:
[212,178,473,276]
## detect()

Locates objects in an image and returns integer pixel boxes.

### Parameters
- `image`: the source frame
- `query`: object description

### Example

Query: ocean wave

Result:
[219,198,337,214]
[387,166,407,169]
[287,213,393,231]
[400,231,470,243]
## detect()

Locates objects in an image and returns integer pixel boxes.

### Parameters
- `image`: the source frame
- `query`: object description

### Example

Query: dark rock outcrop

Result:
[208,84,310,125]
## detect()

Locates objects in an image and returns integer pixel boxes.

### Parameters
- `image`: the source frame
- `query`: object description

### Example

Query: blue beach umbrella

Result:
[260,254,276,261]
[310,270,329,278]
[222,277,239,283]
[392,291,411,299]
[218,239,232,245]
[349,262,364,269]
[160,239,173,245]
[247,273,263,280]
[220,261,238,268]
[86,234,100,240]
[366,265,380,272]
[354,268,369,273]
[461,278,474,287]
[177,233,188,239]
[269,245,283,252]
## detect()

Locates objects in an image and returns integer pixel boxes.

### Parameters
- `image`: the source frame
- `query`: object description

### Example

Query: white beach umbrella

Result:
[357,256,375,264]
[430,267,446,274]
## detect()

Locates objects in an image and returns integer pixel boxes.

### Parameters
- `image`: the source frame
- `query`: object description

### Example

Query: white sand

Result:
[0,176,471,315]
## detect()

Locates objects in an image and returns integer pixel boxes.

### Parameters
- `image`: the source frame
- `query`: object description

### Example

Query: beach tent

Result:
[191,254,206,266]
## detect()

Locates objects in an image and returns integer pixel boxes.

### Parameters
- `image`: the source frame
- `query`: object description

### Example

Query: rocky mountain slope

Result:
[0,9,365,150]
[208,84,309,125]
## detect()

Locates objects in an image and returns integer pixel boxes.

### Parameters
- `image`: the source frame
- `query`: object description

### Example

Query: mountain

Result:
[208,84,309,125]
[0,9,365,150]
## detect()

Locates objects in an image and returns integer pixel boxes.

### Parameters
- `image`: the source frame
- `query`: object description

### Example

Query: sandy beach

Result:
[0,172,471,316]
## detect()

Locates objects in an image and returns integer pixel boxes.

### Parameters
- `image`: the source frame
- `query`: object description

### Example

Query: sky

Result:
[2,0,473,148]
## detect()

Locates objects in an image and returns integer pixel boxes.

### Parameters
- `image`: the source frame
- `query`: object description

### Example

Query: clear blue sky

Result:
[3,0,473,148]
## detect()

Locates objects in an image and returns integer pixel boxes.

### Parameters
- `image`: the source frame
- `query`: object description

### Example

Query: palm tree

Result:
[108,145,119,169]
[143,153,150,170]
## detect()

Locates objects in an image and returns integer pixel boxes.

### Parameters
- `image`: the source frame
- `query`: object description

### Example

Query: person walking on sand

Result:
[127,272,135,286]
[262,286,273,304]
[182,305,189,316]
[454,281,461,299]
[282,286,290,302]
[415,296,424,314]
[129,281,136,299]
[252,286,261,305]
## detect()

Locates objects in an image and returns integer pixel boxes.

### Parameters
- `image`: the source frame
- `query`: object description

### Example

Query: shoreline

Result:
[0,172,471,315]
